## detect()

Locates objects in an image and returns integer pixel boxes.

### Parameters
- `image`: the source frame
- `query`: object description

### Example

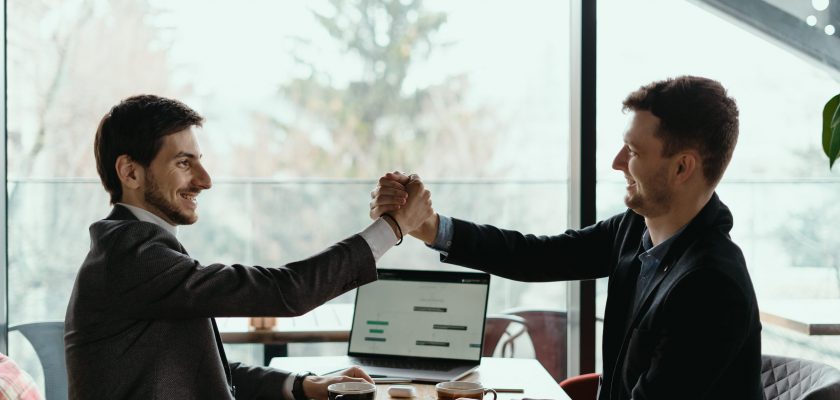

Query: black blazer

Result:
[441,193,762,400]
[65,205,378,399]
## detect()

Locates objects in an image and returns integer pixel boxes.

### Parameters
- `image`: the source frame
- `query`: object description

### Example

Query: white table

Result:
[270,356,571,400]
[759,299,840,335]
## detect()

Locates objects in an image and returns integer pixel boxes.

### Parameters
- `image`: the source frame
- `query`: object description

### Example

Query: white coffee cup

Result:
[327,382,376,400]
[435,381,497,400]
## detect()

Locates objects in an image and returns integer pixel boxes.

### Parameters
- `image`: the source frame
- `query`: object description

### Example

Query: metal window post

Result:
[567,0,597,377]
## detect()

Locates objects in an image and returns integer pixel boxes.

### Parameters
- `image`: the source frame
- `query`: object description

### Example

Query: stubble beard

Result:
[624,167,672,218]
[144,172,198,225]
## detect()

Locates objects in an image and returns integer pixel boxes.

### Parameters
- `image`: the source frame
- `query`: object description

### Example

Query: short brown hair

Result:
[94,95,204,204]
[623,76,739,185]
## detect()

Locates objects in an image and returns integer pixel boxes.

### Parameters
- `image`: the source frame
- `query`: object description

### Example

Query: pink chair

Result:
[482,315,527,357]
[559,372,600,400]
[508,309,567,381]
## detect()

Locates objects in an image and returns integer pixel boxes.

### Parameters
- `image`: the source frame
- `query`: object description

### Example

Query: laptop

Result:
[345,268,491,383]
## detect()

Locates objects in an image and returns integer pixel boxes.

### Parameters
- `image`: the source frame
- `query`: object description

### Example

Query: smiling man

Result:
[65,95,433,400]
[371,76,763,400]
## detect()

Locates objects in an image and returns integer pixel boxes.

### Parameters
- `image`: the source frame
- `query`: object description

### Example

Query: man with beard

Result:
[370,76,762,400]
[65,95,433,400]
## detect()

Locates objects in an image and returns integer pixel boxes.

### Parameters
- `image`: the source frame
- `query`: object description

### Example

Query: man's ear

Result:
[115,155,143,190]
[674,152,698,183]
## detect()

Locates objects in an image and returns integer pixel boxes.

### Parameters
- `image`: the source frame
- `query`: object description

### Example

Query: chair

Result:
[762,354,840,400]
[508,308,567,382]
[482,314,527,357]
[9,321,68,400]
[560,372,600,400]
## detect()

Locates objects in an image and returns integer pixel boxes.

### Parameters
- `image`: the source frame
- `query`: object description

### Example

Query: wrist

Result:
[294,372,315,400]
[381,215,400,237]
[410,213,439,245]
[380,213,403,245]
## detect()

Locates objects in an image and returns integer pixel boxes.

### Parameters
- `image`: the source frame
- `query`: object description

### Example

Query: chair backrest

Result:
[9,322,67,400]
[560,372,601,400]
[508,308,567,382]
[762,354,840,400]
[483,314,527,357]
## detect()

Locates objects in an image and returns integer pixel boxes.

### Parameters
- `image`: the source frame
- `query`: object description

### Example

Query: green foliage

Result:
[823,93,840,169]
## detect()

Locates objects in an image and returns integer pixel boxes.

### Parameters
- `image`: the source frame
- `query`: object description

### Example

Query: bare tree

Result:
[7,0,183,321]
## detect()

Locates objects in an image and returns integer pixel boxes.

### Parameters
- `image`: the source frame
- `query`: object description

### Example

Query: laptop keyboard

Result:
[354,357,454,371]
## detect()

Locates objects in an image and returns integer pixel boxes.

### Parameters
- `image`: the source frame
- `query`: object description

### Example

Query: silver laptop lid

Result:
[348,268,491,362]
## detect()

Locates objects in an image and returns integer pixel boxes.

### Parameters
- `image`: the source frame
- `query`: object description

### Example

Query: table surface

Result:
[270,356,570,400]
[218,304,353,344]
[759,299,840,335]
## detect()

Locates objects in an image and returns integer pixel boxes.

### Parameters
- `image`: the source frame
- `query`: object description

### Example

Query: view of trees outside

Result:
[595,0,840,371]
[11,0,837,390]
[6,0,570,388]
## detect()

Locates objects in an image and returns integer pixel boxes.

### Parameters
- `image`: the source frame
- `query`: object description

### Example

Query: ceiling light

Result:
[812,0,830,12]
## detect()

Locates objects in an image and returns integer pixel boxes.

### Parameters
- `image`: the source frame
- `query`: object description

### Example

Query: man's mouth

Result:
[179,192,198,203]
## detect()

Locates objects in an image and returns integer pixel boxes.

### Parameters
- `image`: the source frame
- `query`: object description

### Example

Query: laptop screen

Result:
[348,269,490,361]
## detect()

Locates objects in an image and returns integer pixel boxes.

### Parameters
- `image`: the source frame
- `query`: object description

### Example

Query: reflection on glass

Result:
[7,0,572,387]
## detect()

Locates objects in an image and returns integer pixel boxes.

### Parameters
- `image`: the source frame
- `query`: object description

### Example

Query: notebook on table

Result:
[344,268,491,383]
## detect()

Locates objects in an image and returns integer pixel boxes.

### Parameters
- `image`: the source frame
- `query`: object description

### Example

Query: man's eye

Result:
[177,160,189,167]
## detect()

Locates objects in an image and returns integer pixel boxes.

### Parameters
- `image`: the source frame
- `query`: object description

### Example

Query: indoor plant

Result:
[823,94,840,168]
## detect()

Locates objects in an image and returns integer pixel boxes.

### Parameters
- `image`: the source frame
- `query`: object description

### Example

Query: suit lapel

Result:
[211,318,234,391]
[628,260,673,324]
[608,194,728,399]
[109,205,220,379]
[623,193,724,330]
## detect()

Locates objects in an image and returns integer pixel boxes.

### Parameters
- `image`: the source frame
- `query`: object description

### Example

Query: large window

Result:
[596,0,840,372]
[7,0,572,390]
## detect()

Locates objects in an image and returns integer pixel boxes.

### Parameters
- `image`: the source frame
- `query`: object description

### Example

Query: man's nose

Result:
[194,164,212,190]
[612,147,627,171]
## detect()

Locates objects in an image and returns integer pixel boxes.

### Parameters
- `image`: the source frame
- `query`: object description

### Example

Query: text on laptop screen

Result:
[348,269,490,361]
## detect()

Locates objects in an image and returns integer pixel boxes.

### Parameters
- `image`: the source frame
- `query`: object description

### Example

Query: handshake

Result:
[369,171,438,244]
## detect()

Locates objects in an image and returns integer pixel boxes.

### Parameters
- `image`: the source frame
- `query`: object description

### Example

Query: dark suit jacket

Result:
[441,193,762,400]
[65,205,377,399]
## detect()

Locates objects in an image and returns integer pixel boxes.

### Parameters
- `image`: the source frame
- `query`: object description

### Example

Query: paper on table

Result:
[271,356,353,375]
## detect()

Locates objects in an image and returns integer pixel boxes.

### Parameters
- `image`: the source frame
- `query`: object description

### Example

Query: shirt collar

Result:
[117,203,179,237]
[640,225,686,261]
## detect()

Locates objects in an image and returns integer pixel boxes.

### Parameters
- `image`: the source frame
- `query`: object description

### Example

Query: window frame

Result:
[0,0,599,376]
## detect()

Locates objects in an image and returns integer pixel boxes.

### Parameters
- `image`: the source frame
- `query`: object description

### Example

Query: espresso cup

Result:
[435,381,497,400]
[327,382,376,400]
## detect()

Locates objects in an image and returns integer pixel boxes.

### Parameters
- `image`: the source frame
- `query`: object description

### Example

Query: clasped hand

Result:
[369,171,437,243]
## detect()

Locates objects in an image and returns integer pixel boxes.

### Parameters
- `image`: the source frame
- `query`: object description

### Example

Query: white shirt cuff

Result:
[359,218,400,261]
[282,373,296,400]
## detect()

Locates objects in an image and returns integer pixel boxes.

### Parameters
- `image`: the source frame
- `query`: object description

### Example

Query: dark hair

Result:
[94,95,204,204]
[622,76,739,185]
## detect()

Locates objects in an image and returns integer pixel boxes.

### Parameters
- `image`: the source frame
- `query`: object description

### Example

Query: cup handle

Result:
[484,388,497,400]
